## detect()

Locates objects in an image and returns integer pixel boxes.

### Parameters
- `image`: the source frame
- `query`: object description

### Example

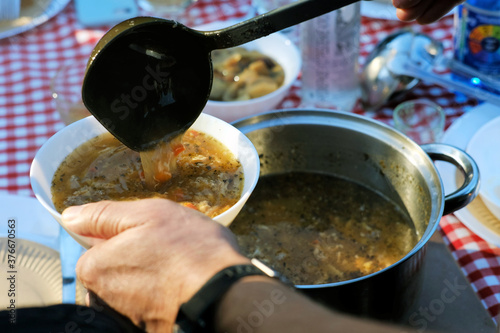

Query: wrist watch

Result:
[174,259,293,333]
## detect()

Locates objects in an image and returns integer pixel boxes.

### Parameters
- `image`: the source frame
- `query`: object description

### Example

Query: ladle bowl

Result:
[82,0,360,151]
[83,17,213,151]
[359,29,440,110]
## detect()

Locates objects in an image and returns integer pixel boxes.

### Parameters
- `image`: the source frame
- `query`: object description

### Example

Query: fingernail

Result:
[62,205,84,223]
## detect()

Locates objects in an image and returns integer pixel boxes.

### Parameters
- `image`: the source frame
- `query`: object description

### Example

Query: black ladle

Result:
[82,0,359,151]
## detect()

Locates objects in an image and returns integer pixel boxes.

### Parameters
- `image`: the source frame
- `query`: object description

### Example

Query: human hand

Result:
[62,199,250,332]
[393,0,465,24]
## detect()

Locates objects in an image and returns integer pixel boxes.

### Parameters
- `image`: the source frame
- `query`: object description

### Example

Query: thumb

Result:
[62,200,145,240]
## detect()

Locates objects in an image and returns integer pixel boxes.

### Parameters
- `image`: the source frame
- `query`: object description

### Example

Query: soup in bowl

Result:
[30,113,260,249]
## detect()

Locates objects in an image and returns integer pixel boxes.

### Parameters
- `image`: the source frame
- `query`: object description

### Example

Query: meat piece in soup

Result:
[230,172,418,285]
[51,129,243,218]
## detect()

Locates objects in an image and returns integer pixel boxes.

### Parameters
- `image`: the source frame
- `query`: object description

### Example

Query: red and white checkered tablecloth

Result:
[0,0,498,322]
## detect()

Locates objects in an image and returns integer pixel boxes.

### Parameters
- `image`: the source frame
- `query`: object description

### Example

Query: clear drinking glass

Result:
[393,99,445,145]
[50,58,90,125]
[300,3,361,111]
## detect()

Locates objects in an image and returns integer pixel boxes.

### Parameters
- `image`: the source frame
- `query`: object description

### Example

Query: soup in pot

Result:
[51,129,244,217]
[230,172,418,285]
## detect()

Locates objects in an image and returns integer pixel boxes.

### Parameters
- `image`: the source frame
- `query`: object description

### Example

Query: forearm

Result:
[215,276,413,333]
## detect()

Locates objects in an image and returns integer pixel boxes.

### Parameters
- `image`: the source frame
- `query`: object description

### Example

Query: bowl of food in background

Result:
[30,113,260,249]
[231,109,479,320]
[197,21,301,123]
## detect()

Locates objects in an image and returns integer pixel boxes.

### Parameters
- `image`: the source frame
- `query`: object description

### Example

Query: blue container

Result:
[454,0,500,76]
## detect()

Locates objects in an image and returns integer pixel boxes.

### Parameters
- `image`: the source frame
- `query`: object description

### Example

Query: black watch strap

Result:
[175,259,292,333]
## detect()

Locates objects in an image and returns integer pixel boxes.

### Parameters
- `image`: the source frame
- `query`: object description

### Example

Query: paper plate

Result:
[437,103,500,246]
[0,0,70,40]
[0,238,61,307]
[467,116,500,223]
[0,194,86,305]
[0,237,87,307]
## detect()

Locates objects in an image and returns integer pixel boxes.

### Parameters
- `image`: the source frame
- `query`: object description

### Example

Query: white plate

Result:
[467,117,500,220]
[437,103,500,246]
[0,0,71,40]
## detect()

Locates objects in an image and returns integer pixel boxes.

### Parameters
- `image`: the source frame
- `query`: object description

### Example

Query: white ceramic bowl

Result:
[467,116,500,220]
[198,21,301,123]
[30,113,260,249]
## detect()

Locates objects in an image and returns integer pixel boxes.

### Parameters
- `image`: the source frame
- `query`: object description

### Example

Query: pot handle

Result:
[422,143,480,216]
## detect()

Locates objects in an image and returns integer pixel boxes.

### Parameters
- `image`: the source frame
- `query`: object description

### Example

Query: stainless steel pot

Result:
[232,109,479,321]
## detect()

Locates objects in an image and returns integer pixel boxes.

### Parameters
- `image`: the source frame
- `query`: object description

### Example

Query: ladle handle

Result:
[201,0,361,49]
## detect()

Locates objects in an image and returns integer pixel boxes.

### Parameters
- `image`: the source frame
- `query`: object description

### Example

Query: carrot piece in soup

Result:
[181,202,198,210]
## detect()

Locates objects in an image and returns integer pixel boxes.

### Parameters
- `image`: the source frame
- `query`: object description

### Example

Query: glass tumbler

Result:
[393,99,445,145]
[50,58,90,125]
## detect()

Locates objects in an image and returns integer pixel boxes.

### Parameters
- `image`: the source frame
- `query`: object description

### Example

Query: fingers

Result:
[74,242,105,289]
[415,0,464,24]
[62,198,211,240]
[62,199,168,239]
[394,0,434,22]
[62,201,131,239]
[394,0,464,24]
[392,0,424,9]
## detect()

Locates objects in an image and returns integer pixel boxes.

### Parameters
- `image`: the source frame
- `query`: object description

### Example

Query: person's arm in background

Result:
[62,199,417,333]
[215,275,410,333]
[393,0,465,24]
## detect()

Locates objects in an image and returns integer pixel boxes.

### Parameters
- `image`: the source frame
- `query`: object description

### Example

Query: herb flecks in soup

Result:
[209,47,285,102]
[230,172,418,285]
[51,129,243,218]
